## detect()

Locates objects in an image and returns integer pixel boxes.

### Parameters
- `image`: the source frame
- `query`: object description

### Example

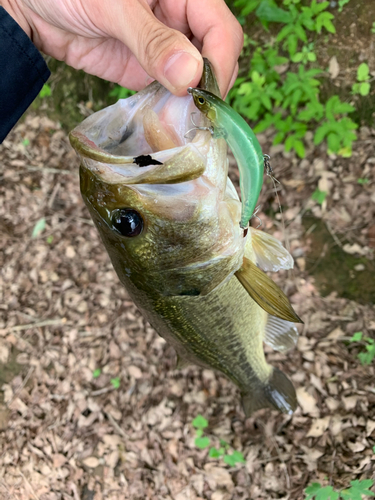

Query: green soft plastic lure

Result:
[187,87,264,229]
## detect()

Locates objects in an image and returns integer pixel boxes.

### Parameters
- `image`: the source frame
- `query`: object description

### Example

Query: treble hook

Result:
[184,112,215,139]
[251,205,263,229]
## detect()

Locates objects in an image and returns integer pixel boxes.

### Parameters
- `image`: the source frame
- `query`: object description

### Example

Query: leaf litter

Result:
[0,112,374,499]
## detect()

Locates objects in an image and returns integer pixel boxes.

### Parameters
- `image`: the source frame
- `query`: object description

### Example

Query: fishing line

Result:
[263,154,289,252]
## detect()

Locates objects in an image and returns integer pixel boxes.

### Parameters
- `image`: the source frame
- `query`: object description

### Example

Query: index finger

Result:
[186,0,243,97]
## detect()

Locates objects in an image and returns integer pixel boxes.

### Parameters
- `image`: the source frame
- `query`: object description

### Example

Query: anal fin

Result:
[241,367,297,416]
[235,257,302,323]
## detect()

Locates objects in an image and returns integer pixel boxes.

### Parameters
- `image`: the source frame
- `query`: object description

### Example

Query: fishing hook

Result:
[251,205,263,229]
[184,112,214,139]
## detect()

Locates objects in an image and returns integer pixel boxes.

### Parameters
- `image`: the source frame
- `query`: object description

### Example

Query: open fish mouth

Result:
[69,80,217,187]
[69,60,245,297]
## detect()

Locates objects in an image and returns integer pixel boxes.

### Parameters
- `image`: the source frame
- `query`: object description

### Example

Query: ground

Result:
[0,107,374,499]
[1,3,375,498]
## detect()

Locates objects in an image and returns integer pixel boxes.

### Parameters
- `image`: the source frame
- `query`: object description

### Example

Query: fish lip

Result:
[187,87,193,94]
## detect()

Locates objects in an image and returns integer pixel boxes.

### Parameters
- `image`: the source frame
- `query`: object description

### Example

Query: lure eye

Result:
[111,208,143,237]
[198,97,205,105]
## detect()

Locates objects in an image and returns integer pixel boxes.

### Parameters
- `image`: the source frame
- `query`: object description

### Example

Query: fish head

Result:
[71,61,245,299]
[187,87,217,122]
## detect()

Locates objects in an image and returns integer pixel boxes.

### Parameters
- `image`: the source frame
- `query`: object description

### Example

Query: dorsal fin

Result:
[249,227,294,272]
[235,257,302,323]
[264,315,299,352]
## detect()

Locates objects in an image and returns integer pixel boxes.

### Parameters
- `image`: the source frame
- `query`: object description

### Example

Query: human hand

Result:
[2,0,243,97]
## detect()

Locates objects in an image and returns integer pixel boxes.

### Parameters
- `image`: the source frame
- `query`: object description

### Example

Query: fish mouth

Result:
[69,59,225,188]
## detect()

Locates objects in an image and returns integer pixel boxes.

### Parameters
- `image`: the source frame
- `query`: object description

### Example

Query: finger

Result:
[186,0,243,97]
[98,0,203,95]
[223,62,239,99]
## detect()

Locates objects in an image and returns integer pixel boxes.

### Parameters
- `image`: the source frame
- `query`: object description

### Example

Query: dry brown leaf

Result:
[306,417,330,438]
[297,387,319,416]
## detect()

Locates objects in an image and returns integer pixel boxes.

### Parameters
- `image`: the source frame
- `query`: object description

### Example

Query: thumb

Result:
[105,1,203,95]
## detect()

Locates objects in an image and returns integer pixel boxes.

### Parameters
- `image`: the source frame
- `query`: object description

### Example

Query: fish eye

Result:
[198,97,205,105]
[111,208,143,237]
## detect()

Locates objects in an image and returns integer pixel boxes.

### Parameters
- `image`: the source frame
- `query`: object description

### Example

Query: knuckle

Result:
[139,21,180,68]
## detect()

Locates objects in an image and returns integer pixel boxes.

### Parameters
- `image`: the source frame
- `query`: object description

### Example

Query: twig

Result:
[326,221,343,248]
[3,318,68,333]
[91,386,115,397]
[106,412,127,438]
[17,469,40,500]
[13,164,74,175]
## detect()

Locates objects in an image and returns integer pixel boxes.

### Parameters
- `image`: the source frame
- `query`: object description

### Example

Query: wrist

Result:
[1,0,32,38]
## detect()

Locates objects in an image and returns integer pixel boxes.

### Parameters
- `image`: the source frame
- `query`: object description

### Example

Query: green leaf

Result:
[294,139,306,158]
[316,12,336,34]
[357,62,370,81]
[22,138,30,147]
[350,331,363,342]
[39,84,51,98]
[357,178,369,185]
[342,479,375,500]
[255,1,292,23]
[305,482,322,500]
[338,0,350,12]
[208,447,225,458]
[311,189,327,205]
[46,235,54,244]
[359,82,371,96]
[194,436,210,449]
[92,368,101,378]
[223,451,246,467]
[32,217,46,238]
[110,377,120,389]
[192,415,208,430]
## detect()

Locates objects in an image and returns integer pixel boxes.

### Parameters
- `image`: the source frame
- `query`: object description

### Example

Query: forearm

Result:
[0,5,50,142]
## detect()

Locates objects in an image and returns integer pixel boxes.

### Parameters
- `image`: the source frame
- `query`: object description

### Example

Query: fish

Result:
[187,86,264,229]
[69,59,301,416]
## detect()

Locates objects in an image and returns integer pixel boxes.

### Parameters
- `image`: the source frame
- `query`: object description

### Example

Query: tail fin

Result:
[241,368,297,417]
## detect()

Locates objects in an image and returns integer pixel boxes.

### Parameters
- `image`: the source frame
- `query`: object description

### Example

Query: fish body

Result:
[187,87,264,229]
[71,60,299,416]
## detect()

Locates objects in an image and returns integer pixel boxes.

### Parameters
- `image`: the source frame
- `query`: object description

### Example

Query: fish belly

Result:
[137,276,271,391]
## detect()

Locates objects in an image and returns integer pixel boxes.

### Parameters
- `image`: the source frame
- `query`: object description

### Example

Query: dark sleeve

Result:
[0,7,50,143]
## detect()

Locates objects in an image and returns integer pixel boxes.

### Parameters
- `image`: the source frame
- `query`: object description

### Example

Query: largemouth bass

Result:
[70,60,300,416]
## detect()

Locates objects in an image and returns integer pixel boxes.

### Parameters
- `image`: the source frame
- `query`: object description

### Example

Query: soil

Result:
[1,3,375,500]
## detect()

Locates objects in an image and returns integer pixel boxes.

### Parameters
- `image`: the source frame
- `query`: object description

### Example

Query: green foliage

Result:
[46,235,54,244]
[92,368,101,378]
[192,416,246,466]
[22,138,30,147]
[305,480,374,500]
[372,22,375,35]
[338,0,351,13]
[109,85,136,100]
[32,217,46,238]
[357,178,369,185]
[349,331,375,365]
[39,84,51,98]
[352,63,371,96]
[110,377,121,389]
[311,189,327,205]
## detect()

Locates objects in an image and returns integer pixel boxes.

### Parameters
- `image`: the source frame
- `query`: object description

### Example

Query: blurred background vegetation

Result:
[33,0,375,158]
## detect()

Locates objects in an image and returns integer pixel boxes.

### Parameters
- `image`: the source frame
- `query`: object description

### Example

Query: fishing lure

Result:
[187,87,264,229]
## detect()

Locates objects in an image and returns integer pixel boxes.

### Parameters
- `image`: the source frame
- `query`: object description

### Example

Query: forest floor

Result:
[1,3,375,497]
[0,105,374,500]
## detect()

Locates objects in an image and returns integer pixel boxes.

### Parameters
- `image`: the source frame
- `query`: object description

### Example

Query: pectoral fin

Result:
[235,257,302,323]
[249,227,294,272]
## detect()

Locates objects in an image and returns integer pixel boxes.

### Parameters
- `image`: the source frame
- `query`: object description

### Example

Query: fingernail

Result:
[164,52,200,90]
